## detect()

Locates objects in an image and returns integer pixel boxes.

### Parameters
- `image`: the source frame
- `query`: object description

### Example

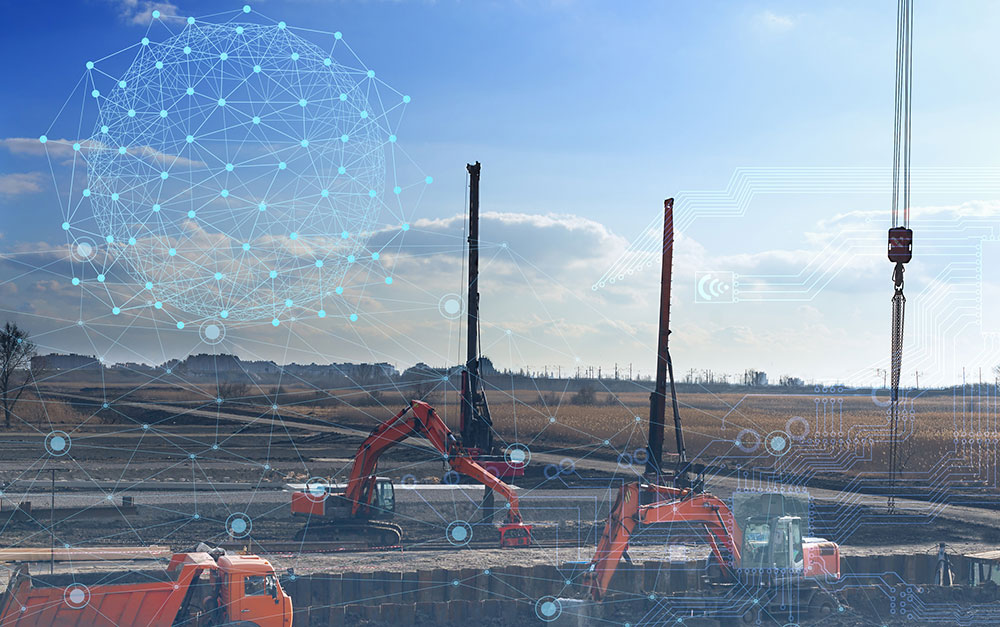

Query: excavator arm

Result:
[346,400,532,547]
[584,482,741,600]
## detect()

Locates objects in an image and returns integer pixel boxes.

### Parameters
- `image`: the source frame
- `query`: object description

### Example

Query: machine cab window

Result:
[375,478,395,515]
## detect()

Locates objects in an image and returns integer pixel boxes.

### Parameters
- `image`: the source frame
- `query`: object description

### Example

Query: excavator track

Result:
[294,520,402,546]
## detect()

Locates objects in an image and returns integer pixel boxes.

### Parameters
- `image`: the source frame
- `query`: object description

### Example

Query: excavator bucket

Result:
[499,523,533,548]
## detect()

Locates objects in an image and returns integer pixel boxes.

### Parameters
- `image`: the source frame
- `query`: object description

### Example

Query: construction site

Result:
[2,1,1000,626]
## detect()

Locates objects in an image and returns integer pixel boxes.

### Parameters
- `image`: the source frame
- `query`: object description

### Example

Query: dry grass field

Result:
[34,379,994,480]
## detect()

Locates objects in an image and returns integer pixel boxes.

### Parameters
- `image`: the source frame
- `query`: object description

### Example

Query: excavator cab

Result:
[741,515,805,572]
[371,477,396,519]
[499,523,533,548]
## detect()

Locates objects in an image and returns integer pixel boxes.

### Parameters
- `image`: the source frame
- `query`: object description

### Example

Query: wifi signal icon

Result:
[695,271,734,303]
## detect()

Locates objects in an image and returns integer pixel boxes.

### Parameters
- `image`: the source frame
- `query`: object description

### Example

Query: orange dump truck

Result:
[0,550,292,627]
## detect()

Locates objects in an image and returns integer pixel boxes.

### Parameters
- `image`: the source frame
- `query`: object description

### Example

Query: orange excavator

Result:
[291,400,532,548]
[583,482,841,617]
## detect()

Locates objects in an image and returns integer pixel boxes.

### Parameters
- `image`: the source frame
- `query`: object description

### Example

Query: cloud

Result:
[109,0,180,25]
[755,10,795,32]
[0,173,45,196]
[1,137,206,169]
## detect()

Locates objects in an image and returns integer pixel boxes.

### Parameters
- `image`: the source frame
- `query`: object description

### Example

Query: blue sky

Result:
[1,0,999,386]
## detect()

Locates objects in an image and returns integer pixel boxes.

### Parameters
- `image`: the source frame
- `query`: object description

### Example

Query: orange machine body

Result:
[0,552,292,627]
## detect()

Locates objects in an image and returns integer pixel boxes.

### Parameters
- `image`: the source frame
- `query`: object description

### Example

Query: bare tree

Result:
[1,322,36,429]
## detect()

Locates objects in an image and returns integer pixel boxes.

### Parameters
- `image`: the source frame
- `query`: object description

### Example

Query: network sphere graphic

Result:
[85,22,385,321]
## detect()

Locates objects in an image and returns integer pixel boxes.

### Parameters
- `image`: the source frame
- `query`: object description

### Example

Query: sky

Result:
[1,0,999,387]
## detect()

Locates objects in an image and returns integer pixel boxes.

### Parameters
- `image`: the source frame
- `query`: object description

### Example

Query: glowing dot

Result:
[340,134,349,142]
[220,189,229,197]
[371,252,380,260]
[177,321,185,329]
[141,37,149,45]
[184,46,191,54]
[152,9,160,18]
[334,31,342,39]
[367,69,375,78]
[425,176,433,184]
[284,299,293,307]
[85,61,94,70]
[241,242,250,251]
[403,95,411,103]
[214,272,223,280]
[253,64,261,73]
[100,126,108,133]
[128,109,136,117]
[118,146,127,154]
[291,52,300,61]
[315,260,323,268]
[269,270,277,278]
[145,282,153,289]
[335,286,343,294]
[369,189,376,197]
[220,310,229,318]
[236,26,244,34]
[220,52,228,60]
[61,222,70,230]
[82,189,90,197]
[111,192,119,201]
[289,232,298,239]
[272,318,280,326]
[155,301,163,309]
[106,235,114,243]
[349,313,358,322]
[389,134,396,142]
[160,109,168,118]
[72,278,80,286]
[91,89,100,98]
[187,210,195,218]
[258,202,266,211]
[360,110,368,119]
[112,307,120,315]
[347,255,355,262]
[321,189,329,197]
[339,93,347,101]
[324,58,332,66]
[168,248,176,256]
[278,21,286,29]
[225,163,234,171]
[278,161,287,170]
[338,166,346,174]
[97,274,105,282]
[119,80,127,88]
[318,309,326,318]
[252,116,260,124]
[394,186,401,194]
[243,5,251,13]
[299,98,307,107]
[341,231,349,239]
[300,139,309,147]
[187,16,195,24]
[186,135,194,143]
[218,98,226,106]
[155,61,163,69]
[402,223,410,231]
[385,277,393,285]
[161,171,169,179]
[152,204,160,212]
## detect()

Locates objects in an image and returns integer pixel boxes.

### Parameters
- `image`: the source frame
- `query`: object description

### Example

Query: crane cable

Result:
[887,0,914,514]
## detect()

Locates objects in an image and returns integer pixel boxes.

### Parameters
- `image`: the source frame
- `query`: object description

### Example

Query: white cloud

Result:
[0,172,44,196]
[755,10,795,32]
[109,0,180,25]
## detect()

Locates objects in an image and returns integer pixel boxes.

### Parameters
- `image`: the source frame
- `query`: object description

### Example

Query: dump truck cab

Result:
[216,553,292,627]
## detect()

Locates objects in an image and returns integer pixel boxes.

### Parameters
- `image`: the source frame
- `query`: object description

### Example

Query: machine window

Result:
[244,575,275,596]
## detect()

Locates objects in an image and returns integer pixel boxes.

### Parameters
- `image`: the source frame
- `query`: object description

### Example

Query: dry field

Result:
[34,379,995,480]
